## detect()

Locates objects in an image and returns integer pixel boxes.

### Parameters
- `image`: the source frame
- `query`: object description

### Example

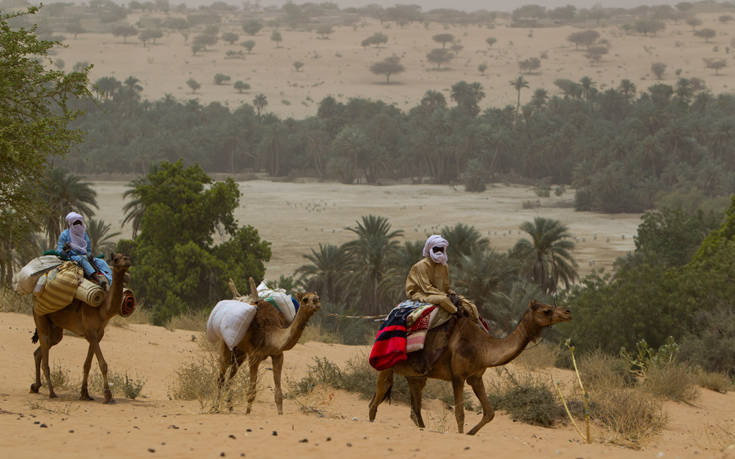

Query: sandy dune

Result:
[1,312,733,458]
[90,180,642,280]
[53,13,734,118]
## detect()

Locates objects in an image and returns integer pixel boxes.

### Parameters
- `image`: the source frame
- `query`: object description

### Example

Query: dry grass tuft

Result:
[694,369,732,394]
[166,309,209,332]
[49,365,73,390]
[488,369,565,427]
[643,362,698,402]
[300,324,341,344]
[169,355,256,413]
[592,387,667,447]
[88,370,146,400]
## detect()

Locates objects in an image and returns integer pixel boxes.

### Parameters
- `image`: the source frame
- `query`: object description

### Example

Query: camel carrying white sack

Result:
[206,300,257,351]
[13,255,64,294]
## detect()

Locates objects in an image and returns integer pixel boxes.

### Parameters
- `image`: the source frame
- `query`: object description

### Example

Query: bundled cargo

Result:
[206,300,258,350]
[256,281,299,324]
[74,278,105,307]
[34,262,83,316]
[13,255,63,294]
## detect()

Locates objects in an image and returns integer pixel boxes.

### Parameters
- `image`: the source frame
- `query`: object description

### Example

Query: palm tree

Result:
[380,239,424,303]
[530,88,548,111]
[512,217,578,294]
[296,243,347,307]
[41,169,98,248]
[439,223,489,264]
[121,175,149,238]
[579,76,596,101]
[453,249,519,323]
[342,215,403,314]
[510,75,529,115]
[253,93,268,116]
[86,218,121,255]
[490,279,544,331]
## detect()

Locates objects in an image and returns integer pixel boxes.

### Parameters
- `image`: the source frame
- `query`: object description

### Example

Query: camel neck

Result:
[479,311,540,368]
[272,306,311,351]
[102,269,125,319]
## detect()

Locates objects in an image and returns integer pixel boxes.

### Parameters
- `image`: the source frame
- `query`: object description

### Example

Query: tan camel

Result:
[217,279,321,414]
[30,253,133,403]
[368,300,571,435]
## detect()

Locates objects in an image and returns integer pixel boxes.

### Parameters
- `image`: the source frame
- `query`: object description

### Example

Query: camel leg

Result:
[452,377,466,434]
[271,353,284,415]
[466,375,494,436]
[368,368,394,422]
[30,346,42,393]
[245,357,260,414]
[39,337,56,399]
[217,344,234,389]
[90,338,113,403]
[80,344,95,401]
[407,376,427,428]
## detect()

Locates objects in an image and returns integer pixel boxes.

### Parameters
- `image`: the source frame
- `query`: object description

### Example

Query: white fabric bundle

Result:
[256,281,298,324]
[13,256,64,294]
[206,300,257,350]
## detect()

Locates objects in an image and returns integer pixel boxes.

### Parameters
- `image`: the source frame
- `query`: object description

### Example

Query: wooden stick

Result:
[248,277,259,303]
[228,278,241,298]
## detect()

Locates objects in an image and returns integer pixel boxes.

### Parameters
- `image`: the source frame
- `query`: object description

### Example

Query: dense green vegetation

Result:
[59,74,735,214]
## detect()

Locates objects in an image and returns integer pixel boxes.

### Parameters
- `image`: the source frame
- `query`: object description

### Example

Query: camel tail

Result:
[31,329,38,344]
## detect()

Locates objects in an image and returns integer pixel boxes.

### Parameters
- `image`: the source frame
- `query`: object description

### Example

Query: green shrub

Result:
[122,373,146,399]
[680,308,735,378]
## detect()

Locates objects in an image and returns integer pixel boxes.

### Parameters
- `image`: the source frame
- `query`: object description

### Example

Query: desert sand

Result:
[90,180,642,280]
[1,311,733,458]
[52,13,734,118]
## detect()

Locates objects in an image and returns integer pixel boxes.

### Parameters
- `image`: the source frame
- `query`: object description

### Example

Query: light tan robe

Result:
[405,257,479,318]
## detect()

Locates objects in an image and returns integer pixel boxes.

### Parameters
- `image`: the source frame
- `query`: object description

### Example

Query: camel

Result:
[368,299,572,435]
[217,279,321,414]
[30,253,133,403]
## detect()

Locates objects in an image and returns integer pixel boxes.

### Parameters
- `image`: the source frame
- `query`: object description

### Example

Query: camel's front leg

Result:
[80,344,95,400]
[271,353,284,415]
[30,346,42,393]
[407,376,427,428]
[245,357,261,414]
[39,338,56,399]
[466,374,494,435]
[452,377,466,433]
[369,368,394,422]
[90,338,113,403]
[217,343,234,389]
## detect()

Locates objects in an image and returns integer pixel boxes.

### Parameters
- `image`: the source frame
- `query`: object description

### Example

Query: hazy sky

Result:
[166,1,683,13]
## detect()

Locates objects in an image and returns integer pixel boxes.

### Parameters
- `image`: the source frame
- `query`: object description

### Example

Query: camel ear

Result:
[293,292,305,303]
[530,299,540,310]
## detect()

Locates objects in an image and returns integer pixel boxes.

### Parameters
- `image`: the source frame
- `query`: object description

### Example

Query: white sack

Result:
[206,300,257,351]
[13,255,63,294]
[256,281,297,323]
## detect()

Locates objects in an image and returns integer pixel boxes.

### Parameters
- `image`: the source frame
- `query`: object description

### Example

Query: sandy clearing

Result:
[1,312,734,458]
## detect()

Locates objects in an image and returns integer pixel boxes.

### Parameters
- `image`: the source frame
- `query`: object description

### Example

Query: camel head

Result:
[295,292,321,317]
[109,252,131,272]
[528,299,571,328]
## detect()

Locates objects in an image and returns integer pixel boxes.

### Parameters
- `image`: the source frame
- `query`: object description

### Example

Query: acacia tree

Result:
[241,39,255,53]
[270,29,282,47]
[369,56,405,84]
[361,32,388,48]
[426,48,453,69]
[242,20,262,36]
[432,33,454,48]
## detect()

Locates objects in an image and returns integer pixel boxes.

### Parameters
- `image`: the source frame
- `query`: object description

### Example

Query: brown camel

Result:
[368,299,572,435]
[217,279,321,415]
[30,253,133,403]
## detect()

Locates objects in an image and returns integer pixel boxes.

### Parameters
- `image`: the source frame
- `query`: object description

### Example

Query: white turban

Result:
[65,211,87,253]
[423,234,448,265]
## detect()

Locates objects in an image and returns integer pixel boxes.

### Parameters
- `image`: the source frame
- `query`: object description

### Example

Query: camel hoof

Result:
[49,392,58,399]
[30,383,41,393]
[80,394,94,401]
[104,398,116,404]
[245,407,252,415]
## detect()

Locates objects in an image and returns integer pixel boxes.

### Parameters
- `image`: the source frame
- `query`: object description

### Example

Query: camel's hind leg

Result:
[79,344,96,400]
[33,317,63,398]
[271,353,284,415]
[245,357,261,414]
[30,346,42,393]
[466,374,494,435]
[452,377,466,434]
[368,368,394,422]
[407,376,427,428]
